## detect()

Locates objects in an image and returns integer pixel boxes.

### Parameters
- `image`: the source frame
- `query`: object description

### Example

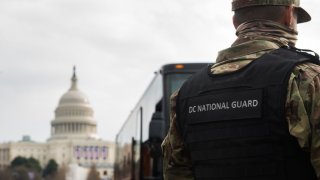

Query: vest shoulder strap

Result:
[179,47,320,100]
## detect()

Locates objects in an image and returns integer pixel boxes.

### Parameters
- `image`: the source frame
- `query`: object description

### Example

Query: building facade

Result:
[0,68,115,180]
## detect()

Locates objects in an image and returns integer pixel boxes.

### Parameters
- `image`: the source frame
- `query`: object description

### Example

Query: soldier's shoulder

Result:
[294,62,320,79]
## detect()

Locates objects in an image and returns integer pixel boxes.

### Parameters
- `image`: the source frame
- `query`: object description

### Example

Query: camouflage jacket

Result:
[161,40,320,180]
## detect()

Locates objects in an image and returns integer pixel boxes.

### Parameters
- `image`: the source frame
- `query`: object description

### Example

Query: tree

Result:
[11,156,42,172]
[43,159,58,179]
[86,165,100,180]
[10,156,42,180]
[11,156,27,168]
[26,157,42,173]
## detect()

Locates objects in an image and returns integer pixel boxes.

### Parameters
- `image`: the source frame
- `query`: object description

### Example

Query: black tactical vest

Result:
[177,47,319,180]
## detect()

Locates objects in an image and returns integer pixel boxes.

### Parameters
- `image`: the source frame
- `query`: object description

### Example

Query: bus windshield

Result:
[165,73,193,114]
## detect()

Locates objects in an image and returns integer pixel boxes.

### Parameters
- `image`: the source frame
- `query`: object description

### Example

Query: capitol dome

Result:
[59,90,89,105]
[49,67,99,141]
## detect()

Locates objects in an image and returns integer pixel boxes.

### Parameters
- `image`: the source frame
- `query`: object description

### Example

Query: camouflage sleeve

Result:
[161,90,194,180]
[286,63,320,179]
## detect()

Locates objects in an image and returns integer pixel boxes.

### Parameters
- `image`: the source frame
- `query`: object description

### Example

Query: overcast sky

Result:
[0,0,319,142]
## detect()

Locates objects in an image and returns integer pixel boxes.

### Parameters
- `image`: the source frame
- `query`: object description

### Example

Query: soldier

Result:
[162,0,320,179]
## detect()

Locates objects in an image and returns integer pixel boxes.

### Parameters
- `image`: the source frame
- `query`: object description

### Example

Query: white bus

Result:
[114,63,208,180]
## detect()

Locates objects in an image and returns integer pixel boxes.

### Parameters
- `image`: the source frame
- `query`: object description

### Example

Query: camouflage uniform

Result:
[162,43,320,180]
[162,14,320,180]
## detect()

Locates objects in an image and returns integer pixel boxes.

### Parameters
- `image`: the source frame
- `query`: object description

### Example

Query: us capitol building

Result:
[0,68,115,180]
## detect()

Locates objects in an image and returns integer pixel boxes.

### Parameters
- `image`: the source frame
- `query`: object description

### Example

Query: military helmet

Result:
[232,0,311,23]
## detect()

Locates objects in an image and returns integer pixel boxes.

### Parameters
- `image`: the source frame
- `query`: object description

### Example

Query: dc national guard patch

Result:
[187,89,263,124]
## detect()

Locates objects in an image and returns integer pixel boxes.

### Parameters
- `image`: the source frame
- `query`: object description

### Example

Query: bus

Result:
[114,63,209,180]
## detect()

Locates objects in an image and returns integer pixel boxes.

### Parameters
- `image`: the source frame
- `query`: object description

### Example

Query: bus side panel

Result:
[114,73,162,180]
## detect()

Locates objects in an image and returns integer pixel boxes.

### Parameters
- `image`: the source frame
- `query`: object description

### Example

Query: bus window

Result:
[165,73,193,115]
[166,74,193,96]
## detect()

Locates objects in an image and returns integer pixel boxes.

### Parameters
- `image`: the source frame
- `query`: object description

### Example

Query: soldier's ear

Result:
[233,15,239,29]
[283,5,296,28]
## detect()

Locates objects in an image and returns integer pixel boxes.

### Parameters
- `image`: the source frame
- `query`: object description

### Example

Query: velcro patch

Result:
[187,89,263,124]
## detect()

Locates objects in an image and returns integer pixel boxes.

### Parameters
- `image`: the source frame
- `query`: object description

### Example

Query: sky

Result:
[0,0,319,143]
